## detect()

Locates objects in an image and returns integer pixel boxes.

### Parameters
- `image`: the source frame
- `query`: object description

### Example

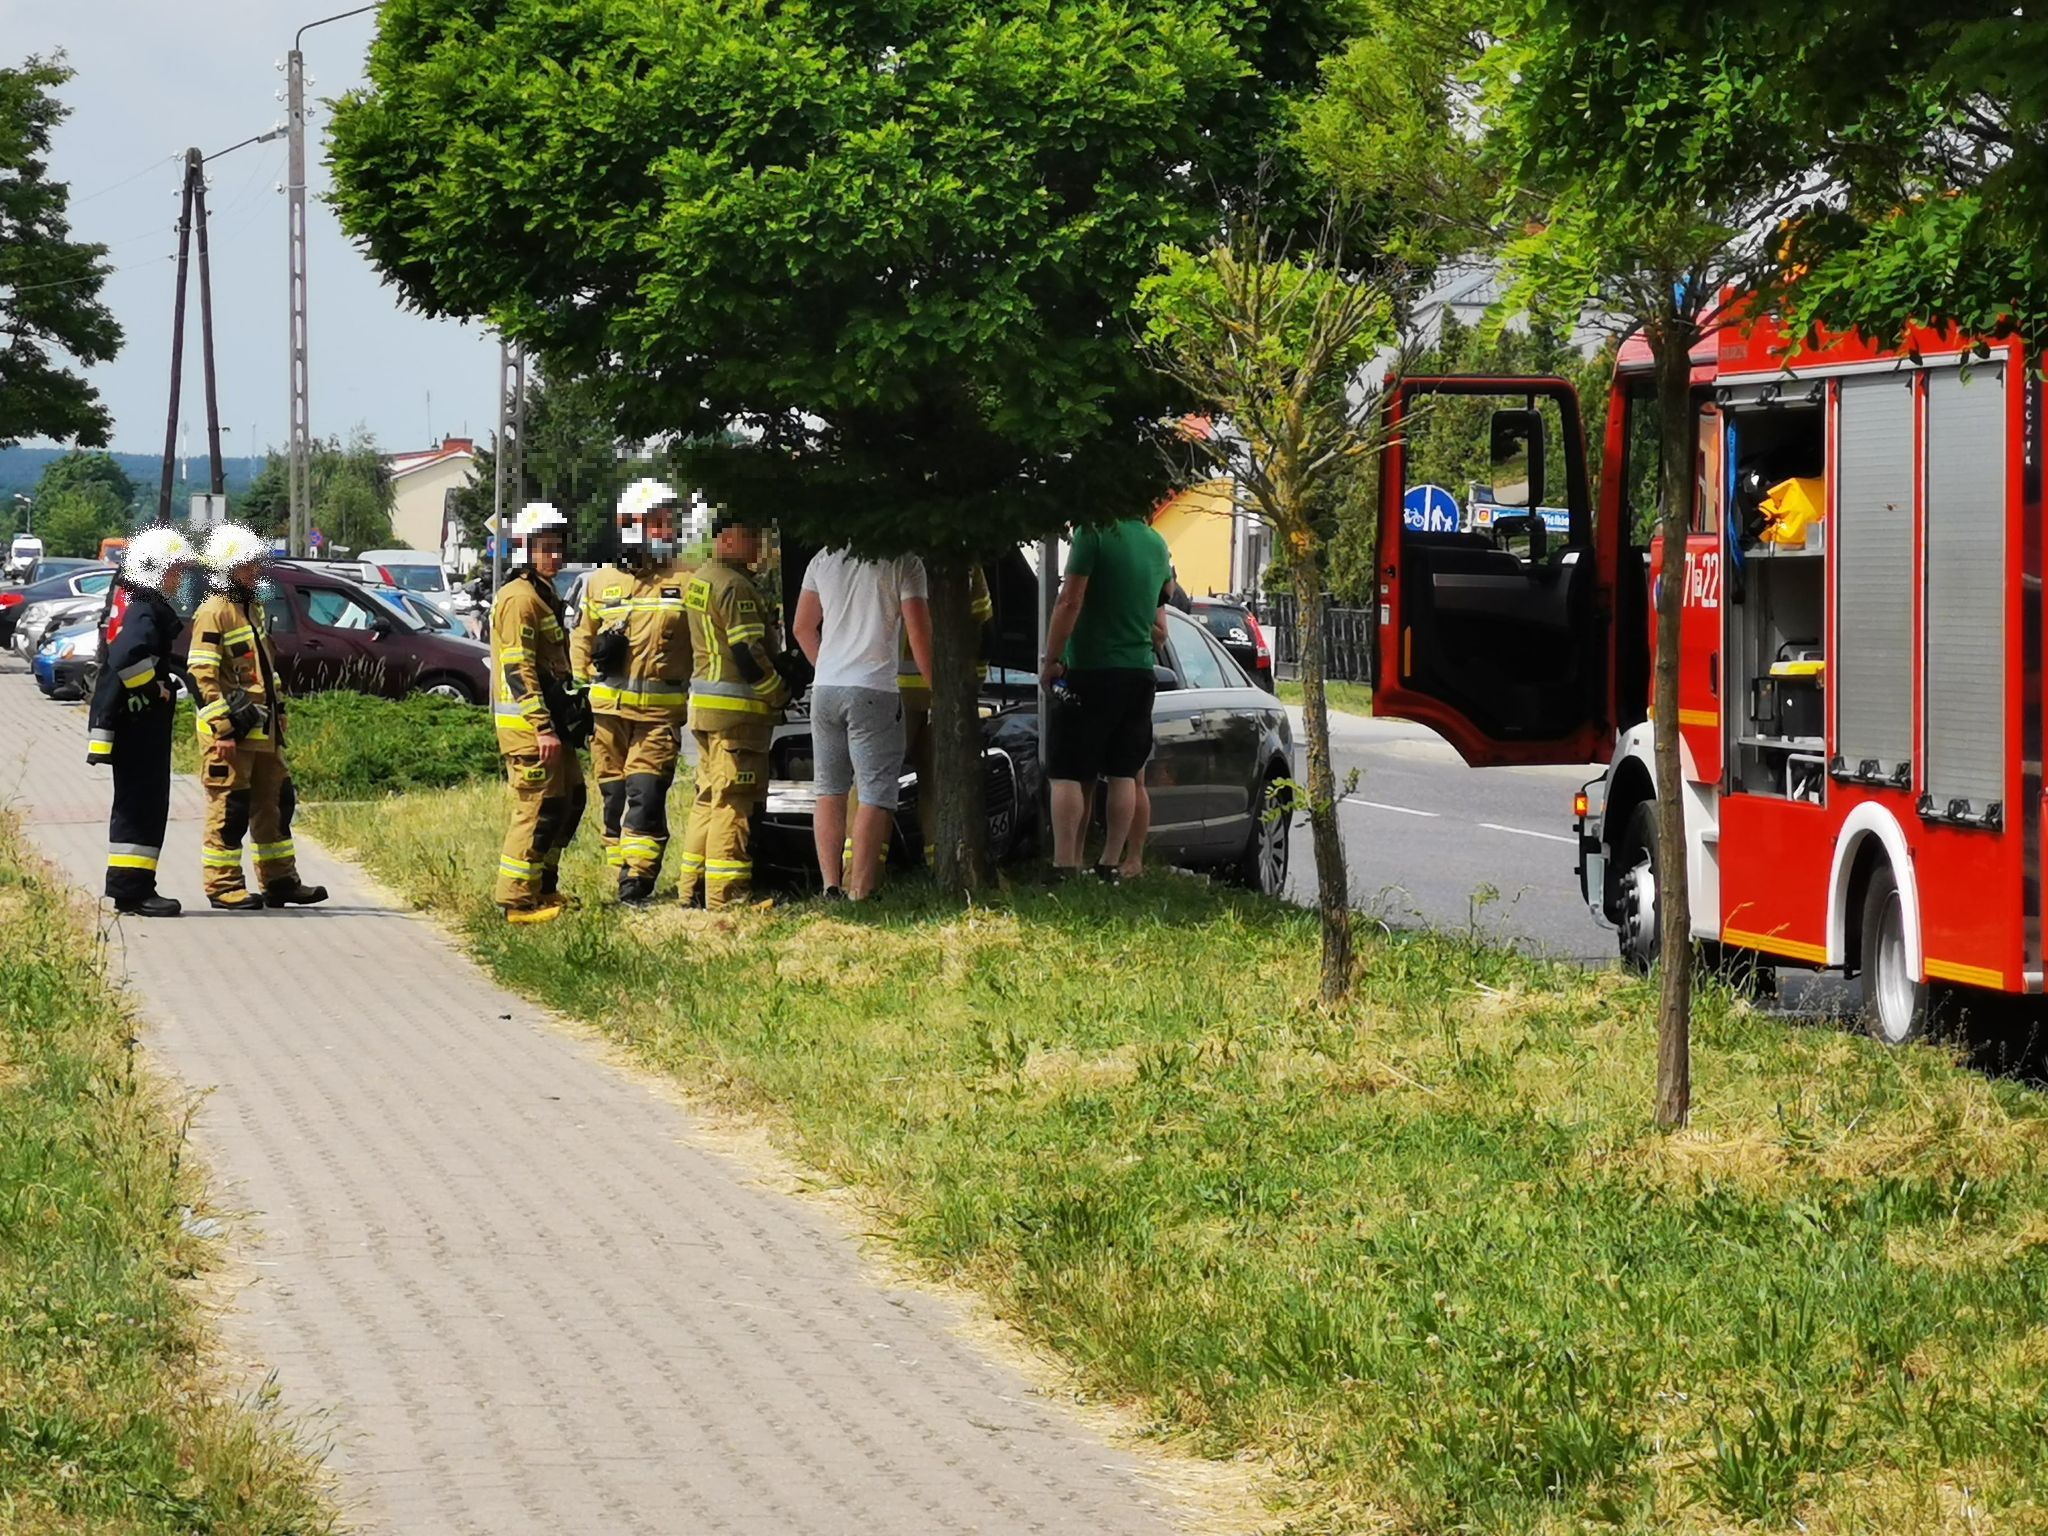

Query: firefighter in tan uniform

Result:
[571,478,691,905]
[188,523,328,911]
[676,510,794,907]
[492,502,587,921]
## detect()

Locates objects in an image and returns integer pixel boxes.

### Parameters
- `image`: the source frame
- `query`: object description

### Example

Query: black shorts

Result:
[1047,667,1156,783]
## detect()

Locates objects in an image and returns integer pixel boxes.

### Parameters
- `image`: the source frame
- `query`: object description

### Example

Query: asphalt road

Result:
[1279,707,1610,963]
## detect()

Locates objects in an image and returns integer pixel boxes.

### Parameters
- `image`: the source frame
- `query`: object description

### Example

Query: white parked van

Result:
[7,534,43,581]
[358,549,472,617]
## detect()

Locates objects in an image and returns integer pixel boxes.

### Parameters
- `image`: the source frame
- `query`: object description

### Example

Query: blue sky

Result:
[6,0,498,457]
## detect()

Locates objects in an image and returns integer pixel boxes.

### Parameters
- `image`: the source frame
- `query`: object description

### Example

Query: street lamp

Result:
[281,3,384,560]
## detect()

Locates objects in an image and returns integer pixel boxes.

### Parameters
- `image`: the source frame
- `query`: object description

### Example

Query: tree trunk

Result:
[1293,553,1353,1004]
[928,558,988,897]
[1649,314,1696,1129]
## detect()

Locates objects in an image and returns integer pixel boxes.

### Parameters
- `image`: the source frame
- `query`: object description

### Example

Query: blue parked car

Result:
[33,620,98,700]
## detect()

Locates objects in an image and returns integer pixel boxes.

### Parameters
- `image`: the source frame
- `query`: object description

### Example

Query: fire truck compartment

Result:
[1725,398,1827,804]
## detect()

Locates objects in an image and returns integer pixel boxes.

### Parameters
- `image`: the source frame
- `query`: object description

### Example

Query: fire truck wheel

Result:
[1616,800,1660,973]
[1859,863,1944,1045]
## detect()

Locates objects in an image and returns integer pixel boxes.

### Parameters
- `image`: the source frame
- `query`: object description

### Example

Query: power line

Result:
[67,152,180,205]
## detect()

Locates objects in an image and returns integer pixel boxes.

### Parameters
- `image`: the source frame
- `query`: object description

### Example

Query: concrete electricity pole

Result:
[285,5,383,558]
[492,340,527,596]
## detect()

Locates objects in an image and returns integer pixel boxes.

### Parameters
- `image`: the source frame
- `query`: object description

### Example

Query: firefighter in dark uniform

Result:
[569,478,691,905]
[677,510,794,907]
[188,523,328,911]
[86,525,196,917]
[492,502,587,921]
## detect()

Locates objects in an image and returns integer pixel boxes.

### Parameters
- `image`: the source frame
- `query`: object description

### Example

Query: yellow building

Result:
[1149,479,1264,598]
[384,436,479,562]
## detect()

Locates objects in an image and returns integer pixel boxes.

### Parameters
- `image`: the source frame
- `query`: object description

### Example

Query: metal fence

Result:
[1265,593,1375,684]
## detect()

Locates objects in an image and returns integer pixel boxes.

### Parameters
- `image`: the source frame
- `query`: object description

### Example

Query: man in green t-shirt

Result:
[1037,517,1173,880]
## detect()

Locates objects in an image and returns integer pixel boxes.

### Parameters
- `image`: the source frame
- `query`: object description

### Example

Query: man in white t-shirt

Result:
[793,548,933,899]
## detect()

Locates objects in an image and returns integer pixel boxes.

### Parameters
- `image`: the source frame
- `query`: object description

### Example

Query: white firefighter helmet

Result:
[510,501,569,566]
[202,522,271,587]
[121,524,196,593]
[614,477,679,547]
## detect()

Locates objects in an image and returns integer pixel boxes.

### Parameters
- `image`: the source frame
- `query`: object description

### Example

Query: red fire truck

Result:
[1373,313,2037,1046]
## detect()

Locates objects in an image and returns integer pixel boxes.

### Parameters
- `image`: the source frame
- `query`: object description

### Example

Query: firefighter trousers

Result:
[593,714,679,880]
[200,744,299,898]
[677,723,771,907]
[105,702,175,904]
[496,746,587,908]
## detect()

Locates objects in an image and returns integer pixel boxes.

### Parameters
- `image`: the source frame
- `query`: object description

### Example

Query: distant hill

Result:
[0,446,265,503]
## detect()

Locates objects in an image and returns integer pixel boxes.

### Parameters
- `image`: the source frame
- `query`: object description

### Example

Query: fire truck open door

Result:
[1372,376,1614,767]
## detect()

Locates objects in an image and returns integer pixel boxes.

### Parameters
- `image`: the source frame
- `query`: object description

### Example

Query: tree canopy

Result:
[328,0,1367,558]
[241,431,396,553]
[1539,2,2048,357]
[32,449,136,517]
[0,57,123,450]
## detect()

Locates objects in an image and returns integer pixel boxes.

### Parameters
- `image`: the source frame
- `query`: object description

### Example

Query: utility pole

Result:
[194,157,225,500]
[159,151,198,523]
[284,5,382,559]
[491,340,526,595]
[286,45,311,556]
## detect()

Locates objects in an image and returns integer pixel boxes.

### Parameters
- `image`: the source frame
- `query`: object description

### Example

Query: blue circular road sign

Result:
[1402,483,1460,533]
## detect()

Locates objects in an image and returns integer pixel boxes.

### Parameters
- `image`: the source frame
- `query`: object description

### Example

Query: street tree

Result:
[1541,3,2048,361]
[241,431,395,552]
[0,58,123,449]
[1482,7,1820,1125]
[36,483,125,557]
[31,449,136,521]
[327,0,1363,894]
[1139,225,1404,1003]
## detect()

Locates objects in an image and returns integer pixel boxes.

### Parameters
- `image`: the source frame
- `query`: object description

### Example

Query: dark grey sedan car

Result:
[755,603,1294,895]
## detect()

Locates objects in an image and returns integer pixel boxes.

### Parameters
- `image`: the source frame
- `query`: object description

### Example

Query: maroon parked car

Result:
[174,563,491,703]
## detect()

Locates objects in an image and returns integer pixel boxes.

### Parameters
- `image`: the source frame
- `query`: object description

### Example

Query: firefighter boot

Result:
[506,901,565,926]
[116,893,182,918]
[617,873,656,908]
[264,881,330,907]
[209,891,267,912]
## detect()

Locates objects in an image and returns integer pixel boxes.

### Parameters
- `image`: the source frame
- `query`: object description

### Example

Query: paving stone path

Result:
[1,663,1188,1535]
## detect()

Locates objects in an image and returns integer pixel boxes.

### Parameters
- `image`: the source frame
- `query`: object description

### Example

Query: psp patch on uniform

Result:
[684,579,710,611]
[520,623,535,639]
[737,598,757,613]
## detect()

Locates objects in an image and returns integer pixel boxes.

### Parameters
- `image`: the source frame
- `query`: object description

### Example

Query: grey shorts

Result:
[811,686,905,809]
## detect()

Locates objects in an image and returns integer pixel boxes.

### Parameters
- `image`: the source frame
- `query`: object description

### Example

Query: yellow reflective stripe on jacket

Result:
[591,679,686,710]
[220,624,255,645]
[499,644,532,663]
[117,657,158,689]
[186,647,220,666]
[727,622,767,643]
[688,692,777,716]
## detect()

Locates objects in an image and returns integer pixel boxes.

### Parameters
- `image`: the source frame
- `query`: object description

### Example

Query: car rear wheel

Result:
[1230,772,1291,896]
[419,674,477,704]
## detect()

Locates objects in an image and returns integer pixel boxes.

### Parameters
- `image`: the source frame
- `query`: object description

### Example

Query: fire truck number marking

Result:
[1685,550,1721,610]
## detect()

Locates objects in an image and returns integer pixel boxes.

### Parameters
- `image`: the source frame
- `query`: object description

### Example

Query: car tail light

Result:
[1247,611,1271,663]
[0,591,22,608]
[1574,791,1590,820]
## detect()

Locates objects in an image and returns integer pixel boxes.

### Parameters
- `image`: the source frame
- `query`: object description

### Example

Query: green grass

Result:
[0,815,335,1535]
[308,781,2048,1535]
[172,690,500,799]
[1277,679,1373,717]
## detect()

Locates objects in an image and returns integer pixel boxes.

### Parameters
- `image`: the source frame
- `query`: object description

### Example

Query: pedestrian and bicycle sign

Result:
[1402,483,1460,532]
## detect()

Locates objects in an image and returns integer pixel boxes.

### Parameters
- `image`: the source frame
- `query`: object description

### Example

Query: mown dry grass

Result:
[312,779,2048,1535]
[0,814,335,1535]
